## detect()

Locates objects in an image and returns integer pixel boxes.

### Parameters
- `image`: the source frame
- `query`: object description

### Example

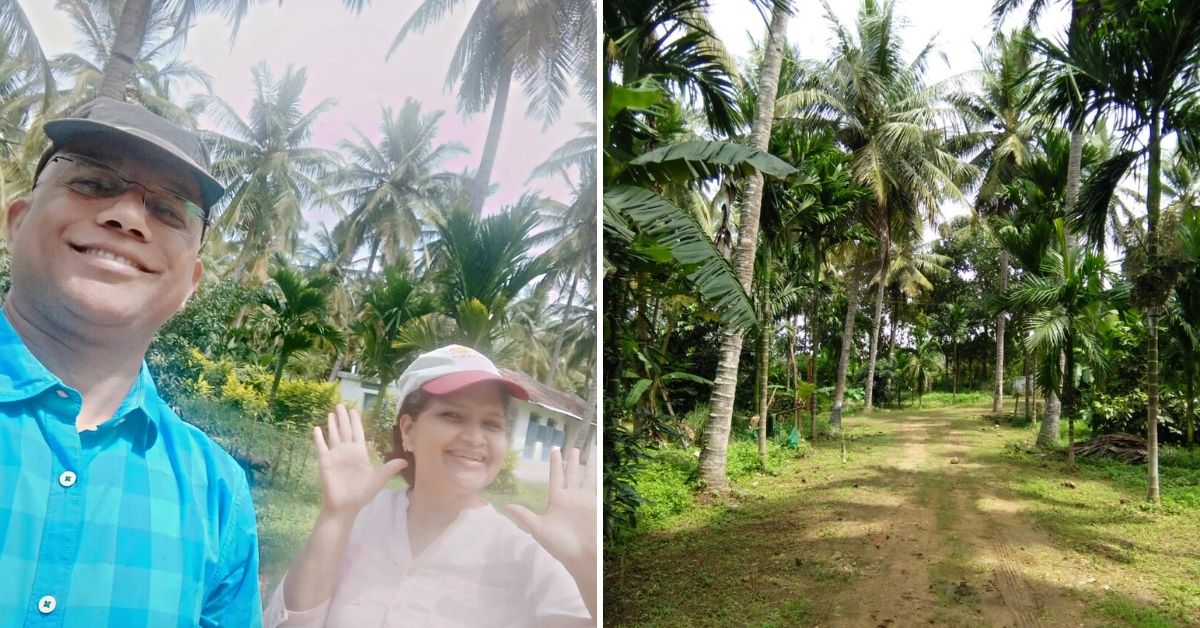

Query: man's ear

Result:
[6,197,31,240]
[178,259,204,312]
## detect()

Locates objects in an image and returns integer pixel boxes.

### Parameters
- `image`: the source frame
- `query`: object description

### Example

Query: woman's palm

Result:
[313,405,406,516]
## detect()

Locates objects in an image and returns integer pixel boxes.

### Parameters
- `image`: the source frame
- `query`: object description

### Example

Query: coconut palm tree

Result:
[387,0,594,215]
[953,27,1046,413]
[196,63,340,281]
[328,100,468,274]
[0,0,52,98]
[696,0,790,492]
[901,335,945,408]
[777,0,972,415]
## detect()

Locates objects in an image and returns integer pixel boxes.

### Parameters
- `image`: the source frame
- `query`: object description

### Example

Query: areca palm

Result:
[249,261,344,410]
[329,100,467,274]
[197,63,340,281]
[1009,219,1127,468]
[0,0,52,99]
[354,263,438,420]
[388,0,594,215]
[777,0,972,417]
[1035,0,1200,501]
[428,200,552,353]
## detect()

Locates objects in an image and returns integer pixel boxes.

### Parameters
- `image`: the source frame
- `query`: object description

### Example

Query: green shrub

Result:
[272,379,340,429]
[219,371,269,419]
[490,450,521,496]
[727,439,786,480]
[633,446,696,530]
[146,337,205,407]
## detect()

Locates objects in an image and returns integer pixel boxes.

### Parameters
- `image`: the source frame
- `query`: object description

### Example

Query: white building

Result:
[335,368,595,483]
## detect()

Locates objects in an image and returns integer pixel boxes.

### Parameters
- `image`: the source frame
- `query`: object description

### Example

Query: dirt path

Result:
[605,404,1186,627]
[817,407,1106,626]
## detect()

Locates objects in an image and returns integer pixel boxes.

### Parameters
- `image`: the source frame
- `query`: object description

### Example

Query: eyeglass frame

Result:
[33,152,212,241]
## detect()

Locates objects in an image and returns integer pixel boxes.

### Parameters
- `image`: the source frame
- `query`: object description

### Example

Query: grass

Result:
[605,402,1200,627]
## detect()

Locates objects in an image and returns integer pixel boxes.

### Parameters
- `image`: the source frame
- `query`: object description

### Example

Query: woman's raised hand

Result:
[503,447,597,577]
[312,404,407,517]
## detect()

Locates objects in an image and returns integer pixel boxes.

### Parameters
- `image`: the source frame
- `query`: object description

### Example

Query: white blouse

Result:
[264,489,593,627]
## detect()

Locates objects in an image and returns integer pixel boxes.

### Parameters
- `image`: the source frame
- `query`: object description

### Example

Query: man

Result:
[0,97,261,626]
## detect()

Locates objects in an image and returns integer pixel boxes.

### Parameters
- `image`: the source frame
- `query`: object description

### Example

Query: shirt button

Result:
[59,471,77,488]
[38,595,56,613]
[56,389,68,398]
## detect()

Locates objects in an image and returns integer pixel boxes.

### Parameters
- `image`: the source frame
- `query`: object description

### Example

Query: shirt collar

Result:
[0,308,164,442]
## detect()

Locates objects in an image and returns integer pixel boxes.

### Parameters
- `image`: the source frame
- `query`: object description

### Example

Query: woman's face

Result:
[399,382,508,497]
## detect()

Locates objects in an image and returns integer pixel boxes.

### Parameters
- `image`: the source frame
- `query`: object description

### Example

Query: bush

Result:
[633,446,696,530]
[727,438,787,480]
[219,370,270,419]
[146,338,205,407]
[1088,391,1189,444]
[490,450,522,496]
[272,379,340,429]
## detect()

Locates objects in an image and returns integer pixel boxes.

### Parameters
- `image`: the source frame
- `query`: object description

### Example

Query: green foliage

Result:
[727,439,787,479]
[1088,390,1191,444]
[271,379,339,429]
[489,450,522,497]
[631,447,697,531]
[146,338,205,407]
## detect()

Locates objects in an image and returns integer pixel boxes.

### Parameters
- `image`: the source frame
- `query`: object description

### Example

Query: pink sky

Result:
[20,0,594,232]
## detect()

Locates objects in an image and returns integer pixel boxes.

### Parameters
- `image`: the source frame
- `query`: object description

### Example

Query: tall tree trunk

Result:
[864,237,890,412]
[545,272,580,385]
[757,295,771,463]
[99,0,151,100]
[469,66,512,216]
[1187,364,1195,452]
[952,339,959,404]
[698,6,788,492]
[830,272,862,433]
[1146,110,1163,504]
[1039,343,1065,447]
[269,348,289,412]
[1064,332,1076,468]
[1024,343,1033,421]
[788,318,800,438]
[327,352,343,382]
[993,249,1009,412]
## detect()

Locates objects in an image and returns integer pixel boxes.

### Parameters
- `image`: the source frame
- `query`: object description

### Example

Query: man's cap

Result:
[394,345,529,412]
[42,97,224,210]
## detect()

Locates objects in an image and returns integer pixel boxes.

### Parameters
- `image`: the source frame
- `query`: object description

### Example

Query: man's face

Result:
[5,134,205,338]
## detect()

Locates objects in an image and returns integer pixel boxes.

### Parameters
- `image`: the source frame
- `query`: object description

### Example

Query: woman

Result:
[265,345,596,627]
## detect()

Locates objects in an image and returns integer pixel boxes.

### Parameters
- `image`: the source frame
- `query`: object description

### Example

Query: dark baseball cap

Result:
[40,97,225,210]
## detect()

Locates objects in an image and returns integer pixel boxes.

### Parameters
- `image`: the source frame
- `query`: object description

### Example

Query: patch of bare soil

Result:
[812,409,1128,627]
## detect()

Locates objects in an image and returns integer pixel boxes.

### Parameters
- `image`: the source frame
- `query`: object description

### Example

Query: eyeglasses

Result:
[41,154,209,239]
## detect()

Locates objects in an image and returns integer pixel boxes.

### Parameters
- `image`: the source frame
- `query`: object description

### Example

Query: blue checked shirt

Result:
[0,312,262,627]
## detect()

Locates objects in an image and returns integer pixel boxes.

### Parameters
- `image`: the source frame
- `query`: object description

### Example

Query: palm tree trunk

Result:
[545,272,580,385]
[830,272,861,433]
[99,0,151,100]
[1038,351,1063,447]
[1187,364,1195,452]
[788,318,800,438]
[1064,332,1076,468]
[468,66,512,216]
[993,249,1009,412]
[269,348,289,413]
[864,239,890,412]
[1024,343,1032,421]
[698,5,788,491]
[953,340,959,404]
[327,352,343,382]
[757,296,771,463]
[373,378,394,423]
[1146,110,1163,504]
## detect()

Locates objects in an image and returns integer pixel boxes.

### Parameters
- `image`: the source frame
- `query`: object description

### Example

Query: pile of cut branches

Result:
[1070,433,1148,464]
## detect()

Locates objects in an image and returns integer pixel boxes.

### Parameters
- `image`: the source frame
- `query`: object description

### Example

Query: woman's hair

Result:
[387,387,512,487]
